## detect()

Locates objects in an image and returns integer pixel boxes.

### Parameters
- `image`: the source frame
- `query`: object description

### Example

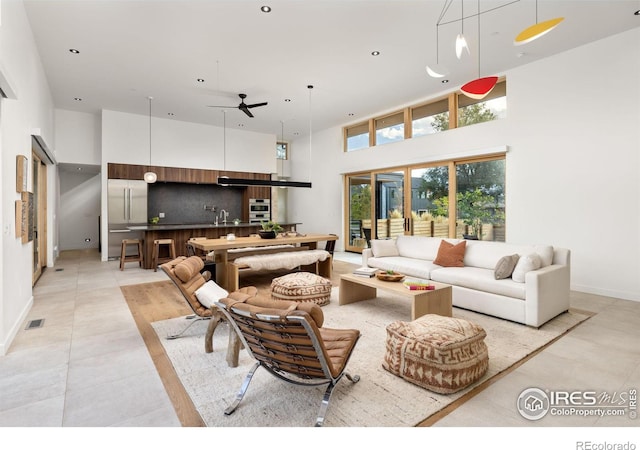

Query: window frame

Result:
[343,78,506,152]
[343,152,506,251]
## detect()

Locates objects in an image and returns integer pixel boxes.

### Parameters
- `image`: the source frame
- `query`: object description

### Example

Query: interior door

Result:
[32,152,47,285]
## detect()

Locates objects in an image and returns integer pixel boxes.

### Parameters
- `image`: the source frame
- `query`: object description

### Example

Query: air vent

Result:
[26,319,45,330]
[55,268,64,272]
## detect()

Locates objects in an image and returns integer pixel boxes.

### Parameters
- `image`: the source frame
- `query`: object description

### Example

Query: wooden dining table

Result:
[190,233,338,290]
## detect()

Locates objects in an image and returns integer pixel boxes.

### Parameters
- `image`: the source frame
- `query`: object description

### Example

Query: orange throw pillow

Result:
[433,240,467,267]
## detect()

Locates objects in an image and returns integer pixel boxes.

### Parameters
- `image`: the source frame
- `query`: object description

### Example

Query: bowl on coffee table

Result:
[376,271,405,282]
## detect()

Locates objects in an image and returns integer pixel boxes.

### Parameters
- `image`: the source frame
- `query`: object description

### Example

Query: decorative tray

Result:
[376,271,405,282]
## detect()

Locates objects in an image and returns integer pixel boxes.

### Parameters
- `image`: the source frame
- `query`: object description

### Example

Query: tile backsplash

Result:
[148,182,244,224]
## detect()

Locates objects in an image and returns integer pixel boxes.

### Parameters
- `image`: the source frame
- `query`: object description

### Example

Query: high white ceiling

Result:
[23,0,640,141]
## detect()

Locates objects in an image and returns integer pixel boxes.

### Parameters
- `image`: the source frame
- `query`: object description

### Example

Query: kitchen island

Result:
[128,222,300,269]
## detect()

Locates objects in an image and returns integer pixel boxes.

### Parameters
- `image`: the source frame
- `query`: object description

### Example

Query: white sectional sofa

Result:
[362,235,571,327]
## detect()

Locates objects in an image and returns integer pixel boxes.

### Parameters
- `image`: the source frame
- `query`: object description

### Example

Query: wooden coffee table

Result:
[339,273,452,320]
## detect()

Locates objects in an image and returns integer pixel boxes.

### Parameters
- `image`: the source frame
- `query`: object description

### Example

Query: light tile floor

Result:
[1,249,639,432]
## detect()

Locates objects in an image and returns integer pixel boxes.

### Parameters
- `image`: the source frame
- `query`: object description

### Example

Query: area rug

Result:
[148,285,591,427]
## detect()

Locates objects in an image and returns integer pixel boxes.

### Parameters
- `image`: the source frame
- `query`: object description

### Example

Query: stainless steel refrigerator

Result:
[107,179,148,259]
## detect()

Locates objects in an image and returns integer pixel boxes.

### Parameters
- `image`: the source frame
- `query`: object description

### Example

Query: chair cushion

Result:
[318,327,361,378]
[174,256,204,282]
[271,272,332,306]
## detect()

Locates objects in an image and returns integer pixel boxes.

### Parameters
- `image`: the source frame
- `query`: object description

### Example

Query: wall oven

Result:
[249,199,271,224]
[249,198,270,214]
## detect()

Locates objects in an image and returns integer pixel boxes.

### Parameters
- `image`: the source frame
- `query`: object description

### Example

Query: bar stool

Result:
[152,238,177,272]
[120,239,144,271]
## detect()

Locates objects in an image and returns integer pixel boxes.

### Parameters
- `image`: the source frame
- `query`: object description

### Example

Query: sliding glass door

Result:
[409,165,450,237]
[344,153,506,253]
[345,174,372,252]
[374,170,405,240]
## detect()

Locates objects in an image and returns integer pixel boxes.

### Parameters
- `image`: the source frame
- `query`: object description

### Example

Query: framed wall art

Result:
[15,200,22,238]
[16,155,27,192]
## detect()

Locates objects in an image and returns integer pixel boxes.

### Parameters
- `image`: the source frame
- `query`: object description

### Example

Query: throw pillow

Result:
[433,240,467,267]
[370,239,399,258]
[494,254,520,280]
[194,280,229,308]
[511,253,542,283]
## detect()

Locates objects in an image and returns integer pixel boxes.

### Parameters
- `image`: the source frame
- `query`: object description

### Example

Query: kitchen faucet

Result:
[219,209,229,224]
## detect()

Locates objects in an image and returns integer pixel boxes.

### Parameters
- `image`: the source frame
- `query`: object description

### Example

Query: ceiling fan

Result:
[207,93,268,118]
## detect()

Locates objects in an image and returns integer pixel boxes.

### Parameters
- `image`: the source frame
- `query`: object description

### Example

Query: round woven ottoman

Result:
[382,314,489,394]
[270,272,332,306]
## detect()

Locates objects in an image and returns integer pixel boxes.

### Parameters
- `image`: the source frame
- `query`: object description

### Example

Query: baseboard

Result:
[0,295,34,356]
[571,284,639,302]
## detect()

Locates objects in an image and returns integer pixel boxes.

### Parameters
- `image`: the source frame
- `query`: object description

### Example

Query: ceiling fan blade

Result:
[240,105,254,117]
[246,102,268,109]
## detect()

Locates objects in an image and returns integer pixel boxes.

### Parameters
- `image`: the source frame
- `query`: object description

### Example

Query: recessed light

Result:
[441,79,449,84]
[74,97,82,101]
[261,5,271,13]
[371,51,380,56]
[635,9,640,15]
[167,112,174,116]
[69,49,80,54]
[348,113,355,116]
[238,123,244,127]
[197,78,205,83]
[284,98,291,102]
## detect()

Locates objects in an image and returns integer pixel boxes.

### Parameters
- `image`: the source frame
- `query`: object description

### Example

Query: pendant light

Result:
[455,0,470,59]
[217,110,229,186]
[426,23,449,78]
[515,0,564,45]
[143,96,157,183]
[460,0,498,100]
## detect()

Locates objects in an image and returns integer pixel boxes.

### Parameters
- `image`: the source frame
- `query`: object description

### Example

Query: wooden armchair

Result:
[214,296,361,426]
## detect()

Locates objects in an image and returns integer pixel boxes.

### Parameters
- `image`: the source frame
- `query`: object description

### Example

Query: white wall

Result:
[0,0,56,354]
[101,109,276,172]
[288,28,640,302]
[55,109,101,165]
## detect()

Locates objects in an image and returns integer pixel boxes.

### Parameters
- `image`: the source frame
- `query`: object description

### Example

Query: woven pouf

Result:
[382,314,489,394]
[270,272,332,306]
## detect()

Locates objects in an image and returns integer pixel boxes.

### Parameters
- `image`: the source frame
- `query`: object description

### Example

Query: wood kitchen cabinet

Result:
[107,163,271,195]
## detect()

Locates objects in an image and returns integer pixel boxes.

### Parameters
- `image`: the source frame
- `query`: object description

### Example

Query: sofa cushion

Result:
[195,280,229,308]
[512,253,542,283]
[370,239,399,257]
[494,254,519,280]
[367,256,438,280]
[396,235,445,261]
[434,240,466,267]
[463,240,554,270]
[431,266,526,300]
